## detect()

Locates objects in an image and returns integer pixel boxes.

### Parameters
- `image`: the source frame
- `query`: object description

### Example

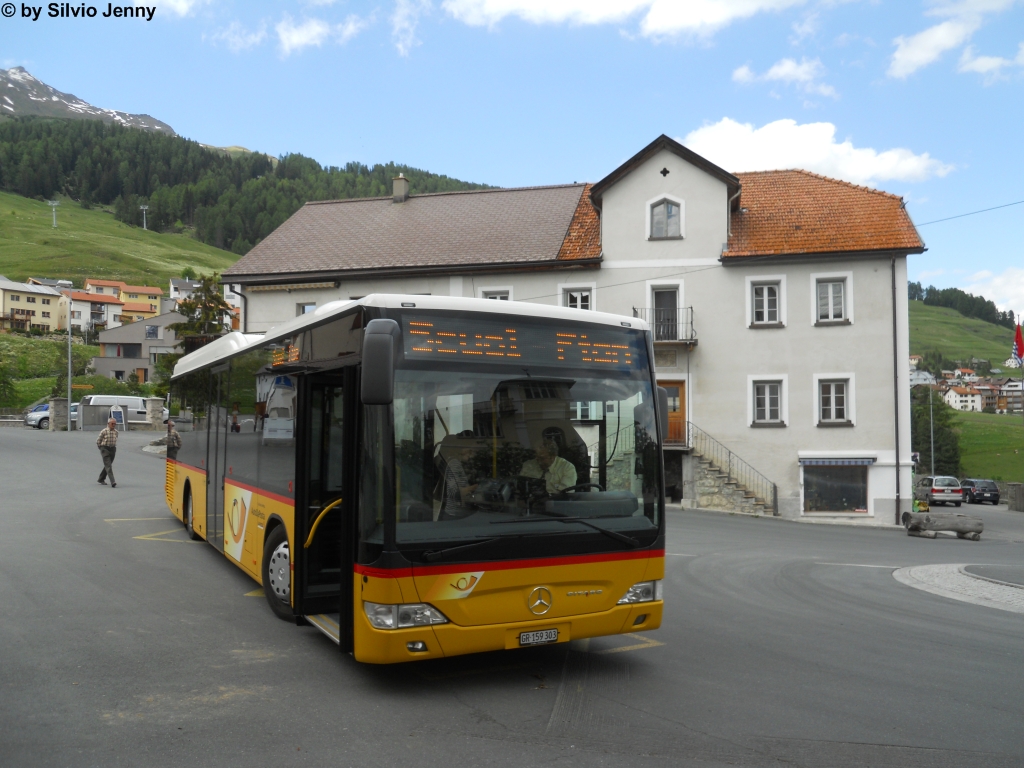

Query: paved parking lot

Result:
[2,428,1023,767]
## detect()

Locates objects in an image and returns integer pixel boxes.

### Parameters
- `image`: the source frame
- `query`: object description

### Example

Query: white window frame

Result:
[744,274,787,327]
[813,373,856,426]
[558,281,597,311]
[477,285,514,301]
[747,374,788,427]
[645,193,686,240]
[646,279,683,341]
[810,271,854,325]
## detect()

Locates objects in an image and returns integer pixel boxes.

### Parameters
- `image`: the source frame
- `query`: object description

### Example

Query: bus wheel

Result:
[262,527,292,621]
[184,486,201,541]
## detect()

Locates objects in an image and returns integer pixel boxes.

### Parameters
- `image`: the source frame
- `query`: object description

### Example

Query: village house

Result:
[58,290,123,333]
[0,277,61,332]
[90,311,184,383]
[221,135,922,523]
[944,385,982,412]
[909,354,922,369]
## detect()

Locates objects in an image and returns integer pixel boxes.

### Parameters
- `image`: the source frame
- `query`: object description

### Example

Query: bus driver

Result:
[519,439,577,494]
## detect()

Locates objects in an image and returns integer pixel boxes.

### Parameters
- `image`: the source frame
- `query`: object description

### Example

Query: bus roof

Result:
[172,294,649,379]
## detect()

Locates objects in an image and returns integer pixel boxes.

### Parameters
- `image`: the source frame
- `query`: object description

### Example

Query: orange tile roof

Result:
[85,279,126,288]
[69,291,123,304]
[725,170,924,258]
[121,302,156,312]
[122,285,164,296]
[557,183,601,261]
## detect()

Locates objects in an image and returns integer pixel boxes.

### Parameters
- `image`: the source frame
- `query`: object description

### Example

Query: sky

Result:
[4,0,1023,315]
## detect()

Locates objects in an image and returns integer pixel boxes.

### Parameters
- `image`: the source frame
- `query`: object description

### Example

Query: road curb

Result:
[667,504,904,530]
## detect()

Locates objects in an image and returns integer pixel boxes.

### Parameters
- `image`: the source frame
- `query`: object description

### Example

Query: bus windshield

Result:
[385,314,662,562]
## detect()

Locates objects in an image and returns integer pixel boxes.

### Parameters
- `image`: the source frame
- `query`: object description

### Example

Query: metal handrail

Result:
[632,307,696,342]
[686,421,779,515]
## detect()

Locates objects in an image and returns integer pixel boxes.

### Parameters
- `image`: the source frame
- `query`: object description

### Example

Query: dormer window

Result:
[648,197,683,239]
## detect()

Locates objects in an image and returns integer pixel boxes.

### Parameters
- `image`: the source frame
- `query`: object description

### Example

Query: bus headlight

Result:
[363,602,449,629]
[617,580,663,604]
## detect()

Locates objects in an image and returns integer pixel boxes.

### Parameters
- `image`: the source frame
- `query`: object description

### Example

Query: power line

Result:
[916,199,1024,227]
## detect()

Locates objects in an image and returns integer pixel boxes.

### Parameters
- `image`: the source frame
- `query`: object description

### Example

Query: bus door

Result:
[207,366,229,553]
[295,368,356,648]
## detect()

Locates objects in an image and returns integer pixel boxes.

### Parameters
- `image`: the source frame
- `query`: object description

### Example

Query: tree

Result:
[126,371,144,396]
[910,387,962,477]
[908,281,924,301]
[168,273,234,338]
[0,365,16,407]
[180,266,196,280]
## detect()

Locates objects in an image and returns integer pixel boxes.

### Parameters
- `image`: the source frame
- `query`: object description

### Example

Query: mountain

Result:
[0,67,174,134]
[909,301,1016,369]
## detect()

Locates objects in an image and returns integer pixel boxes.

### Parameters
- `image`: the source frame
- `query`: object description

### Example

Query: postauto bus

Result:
[165,295,666,663]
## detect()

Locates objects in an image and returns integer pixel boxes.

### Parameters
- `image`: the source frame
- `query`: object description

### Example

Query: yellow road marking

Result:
[104,517,170,522]
[592,633,664,655]
[132,528,200,543]
[245,589,263,597]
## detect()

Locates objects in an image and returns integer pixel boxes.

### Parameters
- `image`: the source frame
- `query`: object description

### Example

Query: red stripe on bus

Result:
[223,478,295,507]
[167,458,206,475]
[353,549,664,579]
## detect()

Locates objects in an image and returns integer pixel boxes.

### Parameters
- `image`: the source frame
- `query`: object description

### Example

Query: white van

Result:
[80,395,152,425]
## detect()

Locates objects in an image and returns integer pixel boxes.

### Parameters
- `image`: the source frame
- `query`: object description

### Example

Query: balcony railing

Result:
[632,307,696,344]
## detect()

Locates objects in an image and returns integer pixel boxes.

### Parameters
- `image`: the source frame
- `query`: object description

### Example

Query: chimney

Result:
[393,173,409,203]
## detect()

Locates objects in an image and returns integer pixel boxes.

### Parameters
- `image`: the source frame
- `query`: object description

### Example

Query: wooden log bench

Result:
[901,511,983,541]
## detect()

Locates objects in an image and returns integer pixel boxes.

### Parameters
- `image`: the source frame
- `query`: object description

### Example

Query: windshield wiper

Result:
[421,536,507,563]
[492,517,641,549]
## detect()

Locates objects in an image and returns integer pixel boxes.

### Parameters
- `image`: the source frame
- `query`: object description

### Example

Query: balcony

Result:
[632,307,696,346]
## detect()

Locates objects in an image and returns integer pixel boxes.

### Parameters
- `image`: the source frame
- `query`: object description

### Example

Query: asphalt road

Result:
[1,428,1023,767]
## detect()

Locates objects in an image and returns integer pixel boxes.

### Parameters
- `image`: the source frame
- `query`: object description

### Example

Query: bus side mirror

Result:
[361,319,400,405]
[657,386,669,441]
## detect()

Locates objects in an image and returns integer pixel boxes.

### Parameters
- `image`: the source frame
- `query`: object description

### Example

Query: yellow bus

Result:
[165,295,666,663]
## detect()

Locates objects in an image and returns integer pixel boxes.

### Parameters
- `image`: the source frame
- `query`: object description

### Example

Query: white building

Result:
[222,135,923,524]
[944,386,982,412]
[58,290,123,333]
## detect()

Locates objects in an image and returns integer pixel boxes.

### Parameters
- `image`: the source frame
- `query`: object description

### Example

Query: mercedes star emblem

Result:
[528,586,553,615]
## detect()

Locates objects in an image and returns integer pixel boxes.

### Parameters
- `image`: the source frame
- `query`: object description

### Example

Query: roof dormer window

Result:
[647,196,684,240]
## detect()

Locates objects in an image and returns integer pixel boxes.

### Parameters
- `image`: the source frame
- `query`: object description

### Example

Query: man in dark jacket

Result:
[97,417,118,488]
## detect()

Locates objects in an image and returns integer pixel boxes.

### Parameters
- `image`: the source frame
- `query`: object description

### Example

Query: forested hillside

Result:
[0,118,490,256]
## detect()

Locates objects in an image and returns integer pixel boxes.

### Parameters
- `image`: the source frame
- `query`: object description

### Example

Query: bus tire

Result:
[184,485,201,541]
[262,526,293,621]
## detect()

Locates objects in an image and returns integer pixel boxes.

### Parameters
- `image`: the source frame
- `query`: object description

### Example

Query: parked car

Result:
[24,403,49,429]
[79,395,166,426]
[961,478,1000,505]
[913,475,963,506]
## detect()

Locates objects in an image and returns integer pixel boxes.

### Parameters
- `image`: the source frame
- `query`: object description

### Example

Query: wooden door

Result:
[660,380,686,444]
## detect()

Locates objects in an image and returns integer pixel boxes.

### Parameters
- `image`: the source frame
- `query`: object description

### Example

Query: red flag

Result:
[1015,324,1024,365]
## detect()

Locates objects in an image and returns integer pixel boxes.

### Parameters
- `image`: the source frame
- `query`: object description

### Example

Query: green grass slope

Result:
[0,334,98,378]
[0,190,237,287]
[909,300,1015,365]
[956,411,1024,483]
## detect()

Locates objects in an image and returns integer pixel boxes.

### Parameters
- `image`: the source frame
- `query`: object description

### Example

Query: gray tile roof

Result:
[223,184,593,282]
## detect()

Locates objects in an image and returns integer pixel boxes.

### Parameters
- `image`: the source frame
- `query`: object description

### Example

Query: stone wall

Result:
[685,454,770,515]
[47,397,69,431]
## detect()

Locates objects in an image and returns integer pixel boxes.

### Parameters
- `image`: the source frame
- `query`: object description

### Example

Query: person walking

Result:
[97,417,119,488]
[164,419,181,461]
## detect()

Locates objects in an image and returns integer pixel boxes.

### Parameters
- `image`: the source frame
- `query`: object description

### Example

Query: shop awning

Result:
[799,458,876,466]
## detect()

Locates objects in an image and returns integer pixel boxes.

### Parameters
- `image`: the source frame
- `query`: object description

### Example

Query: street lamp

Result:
[139,205,149,230]
[48,200,60,228]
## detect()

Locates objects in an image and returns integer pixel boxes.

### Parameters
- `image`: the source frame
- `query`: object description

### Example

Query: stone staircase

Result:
[693,455,770,515]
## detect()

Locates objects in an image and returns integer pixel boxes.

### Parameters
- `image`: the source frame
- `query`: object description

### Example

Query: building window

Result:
[565,289,591,311]
[42,312,50,318]
[113,315,122,323]
[753,381,783,425]
[10,295,18,302]
[803,465,868,513]
[819,380,849,424]
[752,284,779,325]
[128,293,138,299]
[650,199,682,239]
[817,280,845,322]
[482,290,509,301]
[145,325,159,339]
[114,370,124,381]
[297,303,316,316]
[95,287,103,293]
[72,311,81,319]
[26,296,36,303]
[42,298,50,305]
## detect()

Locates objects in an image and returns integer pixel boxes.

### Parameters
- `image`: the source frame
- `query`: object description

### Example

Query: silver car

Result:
[24,404,49,429]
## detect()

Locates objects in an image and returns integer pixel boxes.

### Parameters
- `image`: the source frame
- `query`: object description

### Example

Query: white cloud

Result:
[790,12,818,43]
[392,0,431,56]
[732,57,837,97]
[958,42,1024,81]
[887,0,1020,78]
[965,267,1024,317]
[888,17,980,78]
[439,0,808,37]
[210,21,268,53]
[136,0,211,16]
[917,269,947,281]
[276,14,368,57]
[682,117,954,186]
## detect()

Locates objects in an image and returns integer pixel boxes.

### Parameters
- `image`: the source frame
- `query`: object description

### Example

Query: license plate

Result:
[520,629,558,646]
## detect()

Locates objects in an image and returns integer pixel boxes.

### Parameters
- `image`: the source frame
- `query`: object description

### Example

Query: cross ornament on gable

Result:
[660,167,670,177]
